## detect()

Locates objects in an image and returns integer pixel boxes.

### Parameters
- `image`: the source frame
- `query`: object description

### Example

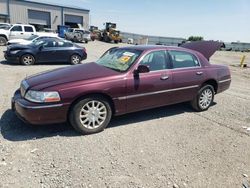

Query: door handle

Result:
[196,72,203,75]
[160,75,169,80]
[20,33,24,35]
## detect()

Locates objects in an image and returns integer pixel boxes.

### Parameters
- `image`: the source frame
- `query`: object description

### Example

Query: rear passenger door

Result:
[23,26,35,39]
[54,41,74,62]
[168,50,205,103]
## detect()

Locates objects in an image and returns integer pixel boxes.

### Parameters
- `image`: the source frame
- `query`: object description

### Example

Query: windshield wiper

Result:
[103,65,122,72]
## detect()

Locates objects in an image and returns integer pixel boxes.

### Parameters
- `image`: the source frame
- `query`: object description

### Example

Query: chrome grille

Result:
[20,80,29,97]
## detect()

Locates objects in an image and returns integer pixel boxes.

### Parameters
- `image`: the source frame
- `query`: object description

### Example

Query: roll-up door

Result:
[28,10,51,26]
[65,14,83,28]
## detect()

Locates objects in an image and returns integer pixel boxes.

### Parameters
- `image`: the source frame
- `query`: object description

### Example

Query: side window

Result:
[10,26,22,32]
[43,41,56,48]
[24,26,34,32]
[140,51,168,71]
[169,51,200,69]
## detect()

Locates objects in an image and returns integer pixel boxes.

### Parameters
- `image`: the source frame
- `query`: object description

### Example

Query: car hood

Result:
[181,41,225,60]
[8,44,33,50]
[25,62,121,90]
[8,39,26,43]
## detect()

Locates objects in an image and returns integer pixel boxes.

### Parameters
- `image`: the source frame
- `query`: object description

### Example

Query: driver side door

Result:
[125,50,173,113]
[37,40,58,63]
[9,25,24,40]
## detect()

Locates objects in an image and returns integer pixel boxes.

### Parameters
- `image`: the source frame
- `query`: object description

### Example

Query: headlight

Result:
[25,90,61,103]
[10,50,20,54]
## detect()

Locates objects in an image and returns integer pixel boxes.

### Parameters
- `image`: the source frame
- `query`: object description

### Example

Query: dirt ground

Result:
[0,41,250,188]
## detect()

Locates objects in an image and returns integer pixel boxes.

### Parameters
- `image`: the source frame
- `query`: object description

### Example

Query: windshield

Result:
[0,25,11,30]
[27,35,38,41]
[96,48,142,72]
[32,40,46,46]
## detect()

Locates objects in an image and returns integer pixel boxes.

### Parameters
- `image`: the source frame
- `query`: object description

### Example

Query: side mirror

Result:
[134,65,150,76]
[39,45,43,51]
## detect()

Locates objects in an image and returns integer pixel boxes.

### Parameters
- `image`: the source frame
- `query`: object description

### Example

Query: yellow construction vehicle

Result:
[101,22,122,43]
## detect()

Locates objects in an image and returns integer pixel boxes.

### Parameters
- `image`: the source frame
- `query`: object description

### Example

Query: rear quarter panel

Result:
[197,52,231,93]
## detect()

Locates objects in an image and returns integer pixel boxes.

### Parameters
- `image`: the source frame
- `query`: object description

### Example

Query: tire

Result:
[0,36,7,46]
[20,54,35,65]
[191,85,215,112]
[104,35,110,43]
[70,54,81,65]
[69,96,112,134]
[85,40,88,44]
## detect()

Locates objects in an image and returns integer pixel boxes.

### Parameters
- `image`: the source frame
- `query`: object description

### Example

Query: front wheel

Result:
[69,97,112,134]
[70,54,81,65]
[191,85,215,111]
[0,37,7,46]
[20,54,35,65]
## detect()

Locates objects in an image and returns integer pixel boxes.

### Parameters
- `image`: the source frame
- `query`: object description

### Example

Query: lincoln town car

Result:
[12,41,231,134]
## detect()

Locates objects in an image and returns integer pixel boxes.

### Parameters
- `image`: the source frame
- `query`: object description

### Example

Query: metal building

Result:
[0,0,90,31]
[121,31,186,46]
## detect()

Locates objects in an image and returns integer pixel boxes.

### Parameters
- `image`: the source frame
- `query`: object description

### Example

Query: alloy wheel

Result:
[22,55,34,65]
[199,88,213,109]
[71,55,80,64]
[79,100,107,129]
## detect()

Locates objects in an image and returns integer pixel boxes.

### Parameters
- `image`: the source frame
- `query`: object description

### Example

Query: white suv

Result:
[0,24,36,46]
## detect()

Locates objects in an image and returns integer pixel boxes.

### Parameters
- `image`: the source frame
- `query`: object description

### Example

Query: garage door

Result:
[28,10,51,26]
[65,14,83,27]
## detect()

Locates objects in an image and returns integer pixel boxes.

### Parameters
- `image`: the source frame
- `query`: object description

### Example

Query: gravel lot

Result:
[0,41,250,188]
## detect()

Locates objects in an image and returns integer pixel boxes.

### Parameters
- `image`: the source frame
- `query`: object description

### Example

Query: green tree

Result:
[188,36,204,41]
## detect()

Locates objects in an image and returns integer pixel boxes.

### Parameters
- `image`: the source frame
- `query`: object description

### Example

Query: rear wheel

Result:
[0,36,7,46]
[70,54,81,65]
[191,85,214,111]
[20,54,35,65]
[69,97,112,134]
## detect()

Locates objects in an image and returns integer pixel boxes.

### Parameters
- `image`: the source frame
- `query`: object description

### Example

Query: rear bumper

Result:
[82,53,87,61]
[12,90,70,125]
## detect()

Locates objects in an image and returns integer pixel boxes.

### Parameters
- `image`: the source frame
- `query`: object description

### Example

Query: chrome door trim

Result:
[117,85,199,100]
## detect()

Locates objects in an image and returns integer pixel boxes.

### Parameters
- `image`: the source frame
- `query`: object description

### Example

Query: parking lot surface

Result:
[0,41,250,188]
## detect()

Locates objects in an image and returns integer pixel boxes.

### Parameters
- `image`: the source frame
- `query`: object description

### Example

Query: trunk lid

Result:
[181,41,224,60]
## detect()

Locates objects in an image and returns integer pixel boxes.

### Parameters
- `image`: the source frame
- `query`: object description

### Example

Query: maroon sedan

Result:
[12,41,231,134]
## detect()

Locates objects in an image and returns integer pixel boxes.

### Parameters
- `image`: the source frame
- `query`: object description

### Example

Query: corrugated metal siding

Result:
[0,0,8,15]
[9,0,61,30]
[63,8,89,30]
[225,42,250,51]
[121,32,186,46]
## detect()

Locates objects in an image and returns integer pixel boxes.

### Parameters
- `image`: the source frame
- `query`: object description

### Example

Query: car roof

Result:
[118,45,188,52]
[38,37,64,41]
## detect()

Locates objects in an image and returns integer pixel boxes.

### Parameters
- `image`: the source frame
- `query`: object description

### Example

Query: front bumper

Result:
[4,51,20,63]
[12,90,70,125]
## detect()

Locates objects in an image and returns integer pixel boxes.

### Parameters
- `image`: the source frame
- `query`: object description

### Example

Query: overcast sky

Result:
[39,0,250,42]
